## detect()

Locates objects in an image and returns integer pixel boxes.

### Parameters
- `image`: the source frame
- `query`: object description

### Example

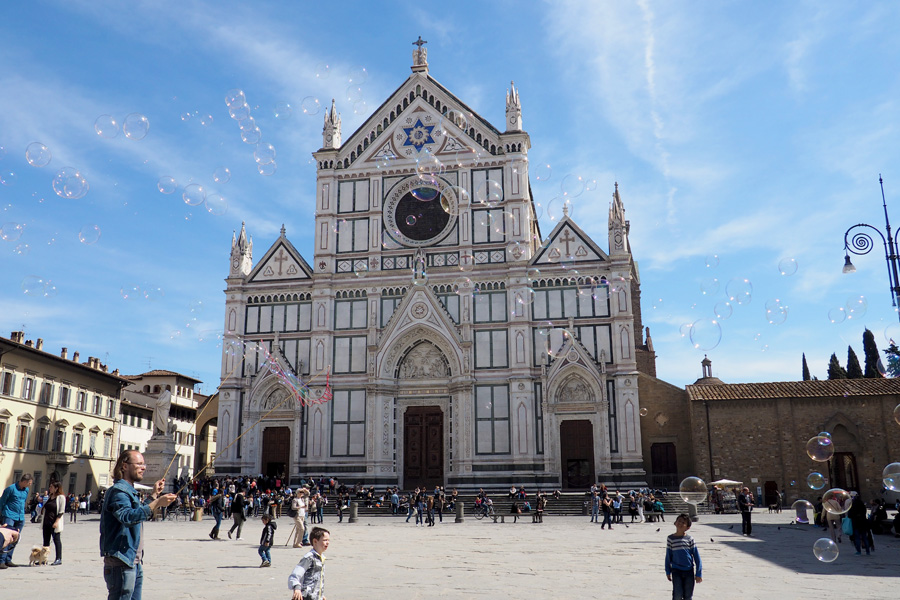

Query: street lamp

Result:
[842,175,900,320]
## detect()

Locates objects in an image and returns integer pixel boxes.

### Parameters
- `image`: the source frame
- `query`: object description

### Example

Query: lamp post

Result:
[842,176,900,321]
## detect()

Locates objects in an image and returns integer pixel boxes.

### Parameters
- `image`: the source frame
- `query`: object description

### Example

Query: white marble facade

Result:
[216,44,647,490]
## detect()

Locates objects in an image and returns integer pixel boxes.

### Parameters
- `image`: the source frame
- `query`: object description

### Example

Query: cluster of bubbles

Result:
[828,295,867,324]
[224,89,277,176]
[119,283,164,301]
[297,63,370,117]
[764,297,789,325]
[94,113,150,140]
[52,167,89,200]
[21,275,57,297]
[157,176,228,216]
[180,111,214,126]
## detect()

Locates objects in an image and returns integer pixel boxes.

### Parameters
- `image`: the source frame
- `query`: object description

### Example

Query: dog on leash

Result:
[768,504,782,514]
[29,546,49,566]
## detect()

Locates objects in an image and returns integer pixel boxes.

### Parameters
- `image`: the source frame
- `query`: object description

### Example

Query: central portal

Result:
[404,406,443,489]
[261,426,290,477]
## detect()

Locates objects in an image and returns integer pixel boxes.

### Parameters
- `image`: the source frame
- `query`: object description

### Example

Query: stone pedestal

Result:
[144,435,177,492]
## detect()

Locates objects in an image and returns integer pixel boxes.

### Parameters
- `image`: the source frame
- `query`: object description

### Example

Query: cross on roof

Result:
[413,36,427,49]
[559,230,576,256]
[273,248,289,276]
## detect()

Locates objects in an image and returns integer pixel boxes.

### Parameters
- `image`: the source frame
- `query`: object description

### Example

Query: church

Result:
[215,42,656,490]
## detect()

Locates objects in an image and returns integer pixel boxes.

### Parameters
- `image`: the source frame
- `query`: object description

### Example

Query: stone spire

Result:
[322,99,341,149]
[608,182,630,255]
[230,221,253,278]
[505,81,522,132]
[411,36,428,73]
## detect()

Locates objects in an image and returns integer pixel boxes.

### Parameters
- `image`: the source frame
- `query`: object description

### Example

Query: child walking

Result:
[665,513,702,600]
[288,526,330,600]
[258,514,277,567]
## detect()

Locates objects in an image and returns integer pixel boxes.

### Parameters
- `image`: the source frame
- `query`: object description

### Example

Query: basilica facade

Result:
[215,45,654,490]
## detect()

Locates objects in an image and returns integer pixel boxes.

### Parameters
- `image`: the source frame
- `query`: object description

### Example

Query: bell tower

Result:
[322,99,341,149]
[229,222,252,278]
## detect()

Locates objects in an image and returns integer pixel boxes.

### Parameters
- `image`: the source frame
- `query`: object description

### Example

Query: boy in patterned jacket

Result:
[288,526,330,600]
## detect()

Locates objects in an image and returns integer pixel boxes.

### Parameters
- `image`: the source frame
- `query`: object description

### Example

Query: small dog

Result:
[768,504,782,514]
[29,546,49,566]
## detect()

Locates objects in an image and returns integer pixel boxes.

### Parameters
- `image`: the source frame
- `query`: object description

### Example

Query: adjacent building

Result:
[0,331,129,495]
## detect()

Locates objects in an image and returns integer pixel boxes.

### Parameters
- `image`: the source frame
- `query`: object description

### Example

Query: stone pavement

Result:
[1,511,896,599]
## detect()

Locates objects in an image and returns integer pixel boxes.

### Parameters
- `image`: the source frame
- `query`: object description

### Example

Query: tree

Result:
[846,346,863,379]
[884,342,900,378]
[802,353,811,381]
[863,328,881,378]
[827,353,847,380]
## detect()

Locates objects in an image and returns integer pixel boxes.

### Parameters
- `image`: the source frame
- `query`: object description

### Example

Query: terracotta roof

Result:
[686,378,900,401]
[126,369,203,383]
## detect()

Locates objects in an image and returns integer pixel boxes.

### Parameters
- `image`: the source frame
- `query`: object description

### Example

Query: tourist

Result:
[41,480,66,565]
[228,488,247,540]
[291,489,308,548]
[288,526,329,600]
[0,472,33,569]
[100,450,177,600]
[208,488,224,539]
[258,514,276,568]
[590,491,600,523]
[68,493,78,523]
[665,513,703,600]
[600,492,614,529]
[847,492,871,556]
[738,487,753,536]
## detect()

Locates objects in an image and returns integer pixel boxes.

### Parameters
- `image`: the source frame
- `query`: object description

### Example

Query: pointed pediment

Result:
[531,217,608,265]
[338,73,503,170]
[248,234,312,283]
[547,334,604,380]
[379,285,461,347]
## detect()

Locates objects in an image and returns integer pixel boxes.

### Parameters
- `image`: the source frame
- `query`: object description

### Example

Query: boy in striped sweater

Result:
[665,513,702,600]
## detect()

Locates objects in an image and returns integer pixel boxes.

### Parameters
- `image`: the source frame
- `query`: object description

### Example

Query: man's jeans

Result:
[0,517,23,564]
[104,562,143,600]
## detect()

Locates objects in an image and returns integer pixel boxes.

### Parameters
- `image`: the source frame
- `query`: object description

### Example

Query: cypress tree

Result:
[802,353,811,381]
[863,328,881,378]
[884,342,900,377]
[846,346,863,379]
[827,353,847,380]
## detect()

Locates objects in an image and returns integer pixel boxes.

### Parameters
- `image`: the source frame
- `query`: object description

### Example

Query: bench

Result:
[644,511,665,523]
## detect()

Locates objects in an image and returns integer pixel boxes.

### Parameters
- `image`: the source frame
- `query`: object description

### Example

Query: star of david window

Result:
[402,118,435,151]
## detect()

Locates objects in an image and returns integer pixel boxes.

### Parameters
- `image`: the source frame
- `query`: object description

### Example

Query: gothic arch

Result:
[395,341,450,379]
[547,363,605,408]
[380,324,462,379]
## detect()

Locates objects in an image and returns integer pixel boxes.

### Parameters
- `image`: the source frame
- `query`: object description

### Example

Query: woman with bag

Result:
[41,481,65,565]
[847,492,871,555]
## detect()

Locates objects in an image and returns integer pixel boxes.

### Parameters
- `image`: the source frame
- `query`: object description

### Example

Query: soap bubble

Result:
[678,476,707,505]
[883,462,900,491]
[546,196,574,222]
[25,142,51,167]
[726,278,752,305]
[560,174,584,197]
[813,538,839,563]
[714,301,733,320]
[474,179,503,206]
[182,183,206,206]
[845,295,867,319]
[205,194,227,216]
[78,224,101,244]
[199,114,213,126]
[689,318,721,350]
[411,184,439,202]
[1,222,25,241]
[258,162,276,176]
[347,65,368,84]
[828,307,846,324]
[439,187,463,216]
[532,163,551,181]
[122,113,150,140]
[120,284,141,300]
[213,167,231,183]
[229,103,250,120]
[13,243,29,255]
[315,63,331,79]
[405,215,416,226]
[806,435,834,462]
[515,287,535,306]
[821,488,851,515]
[94,115,120,138]
[22,275,50,296]
[806,472,826,490]
[376,152,397,170]
[345,84,363,103]
[894,403,900,425]
[765,298,788,325]
[181,112,192,122]
[818,431,831,440]
[639,407,648,417]
[52,167,89,199]
[157,176,176,194]
[700,277,719,296]
[301,96,321,115]
[792,499,814,513]
[241,127,261,145]
[274,102,292,119]
[224,89,246,107]
[778,257,798,276]
[0,171,16,186]
[142,285,164,301]
[705,254,719,268]
[254,142,276,165]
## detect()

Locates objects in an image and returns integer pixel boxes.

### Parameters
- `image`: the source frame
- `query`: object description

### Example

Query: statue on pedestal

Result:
[152,390,176,437]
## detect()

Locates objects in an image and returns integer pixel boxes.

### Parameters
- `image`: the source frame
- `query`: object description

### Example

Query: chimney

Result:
[73,351,80,363]
[112,369,120,376]
[61,347,68,359]
[102,364,108,373]
[36,338,43,351]
[25,339,33,348]
[10,331,24,343]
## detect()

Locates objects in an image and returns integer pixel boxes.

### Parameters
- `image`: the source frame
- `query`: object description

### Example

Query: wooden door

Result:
[831,452,858,491]
[262,426,290,478]
[404,406,443,488]
[650,442,678,490]
[560,420,594,489]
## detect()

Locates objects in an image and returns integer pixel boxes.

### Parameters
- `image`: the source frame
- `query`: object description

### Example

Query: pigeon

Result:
[656,528,661,532]
[710,538,715,543]
[777,526,781,530]
[625,524,629,528]
[728,525,734,530]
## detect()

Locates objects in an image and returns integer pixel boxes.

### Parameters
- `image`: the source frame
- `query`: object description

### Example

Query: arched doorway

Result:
[560,420,594,489]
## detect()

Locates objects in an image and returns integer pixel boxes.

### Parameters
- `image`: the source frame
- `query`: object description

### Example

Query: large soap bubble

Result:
[122,113,150,140]
[805,435,834,462]
[883,462,900,491]
[792,499,814,523]
[689,318,721,351]
[812,538,839,563]
[678,476,707,505]
[894,403,900,425]
[821,488,851,515]
[52,167,89,199]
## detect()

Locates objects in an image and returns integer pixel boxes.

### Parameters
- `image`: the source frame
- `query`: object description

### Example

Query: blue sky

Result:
[1,1,899,393]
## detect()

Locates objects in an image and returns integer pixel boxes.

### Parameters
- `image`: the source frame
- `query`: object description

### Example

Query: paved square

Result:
[1,512,896,599]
